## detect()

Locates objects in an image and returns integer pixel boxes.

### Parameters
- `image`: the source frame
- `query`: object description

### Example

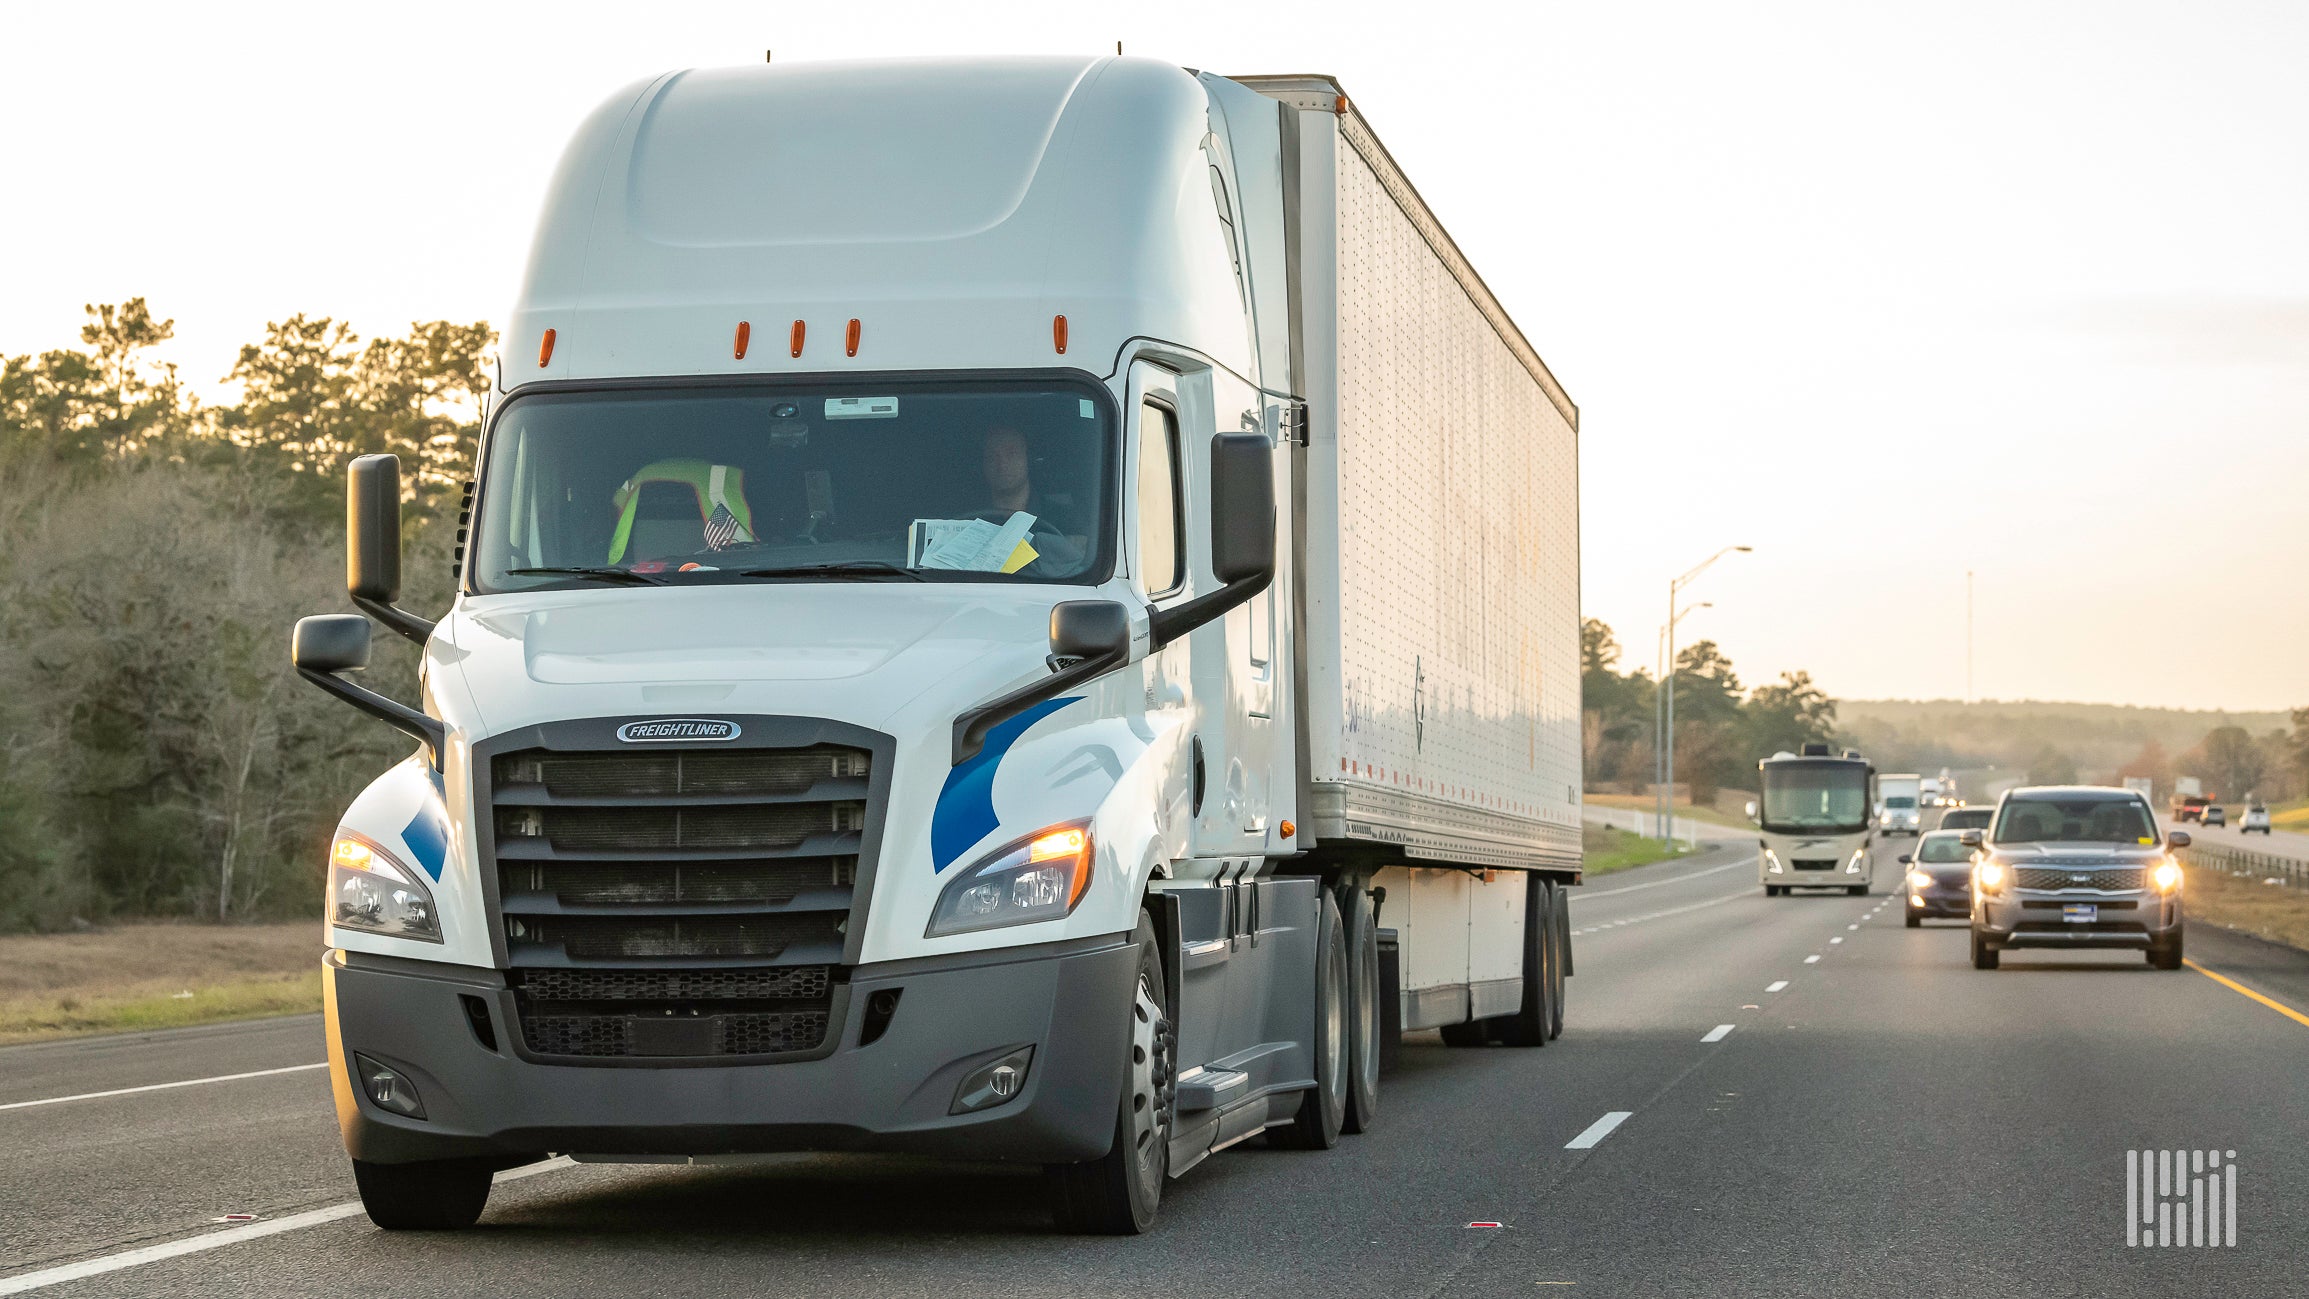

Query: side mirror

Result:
[1959,830,1983,848]
[291,615,444,768]
[1897,854,1913,865]
[1744,801,1758,821]
[1050,599,1131,662]
[1208,432,1275,584]
[292,614,372,674]
[347,454,436,645]
[2167,830,2190,849]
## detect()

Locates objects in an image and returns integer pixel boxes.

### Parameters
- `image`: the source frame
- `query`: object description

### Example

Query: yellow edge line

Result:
[2185,959,2309,1030]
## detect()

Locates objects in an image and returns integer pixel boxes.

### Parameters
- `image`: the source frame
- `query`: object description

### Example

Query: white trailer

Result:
[290,57,1581,1235]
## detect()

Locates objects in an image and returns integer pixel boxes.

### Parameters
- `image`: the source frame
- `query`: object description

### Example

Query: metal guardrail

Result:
[2181,841,2309,890]
[1581,805,1713,848]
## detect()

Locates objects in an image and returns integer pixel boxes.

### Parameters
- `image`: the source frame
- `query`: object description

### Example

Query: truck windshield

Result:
[1994,797,2157,844]
[1885,796,1916,809]
[1760,762,1870,834]
[471,380,1113,592]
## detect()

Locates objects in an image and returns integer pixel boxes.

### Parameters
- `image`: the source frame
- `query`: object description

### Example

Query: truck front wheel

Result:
[351,1157,494,1230]
[1046,914,1171,1234]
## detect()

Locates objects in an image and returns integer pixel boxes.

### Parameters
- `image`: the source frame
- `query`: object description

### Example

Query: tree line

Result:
[0,300,491,930]
[1581,617,1840,801]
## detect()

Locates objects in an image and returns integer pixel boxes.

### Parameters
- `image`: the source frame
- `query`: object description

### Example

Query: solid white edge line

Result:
[1564,1110,1634,1149]
[1570,857,1750,900]
[1765,980,1789,992]
[0,1159,575,1295]
[1701,1024,1735,1042]
[0,1063,328,1113]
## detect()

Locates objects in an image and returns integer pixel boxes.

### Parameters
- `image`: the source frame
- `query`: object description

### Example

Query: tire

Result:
[1547,881,1569,1041]
[1765,885,1784,897]
[1438,1021,1489,1047]
[1847,885,1868,897]
[1271,893,1348,1150]
[2150,931,2185,970]
[1339,883,1382,1135]
[1496,876,1553,1048]
[1905,912,1921,929]
[1047,914,1171,1234]
[351,1158,494,1231]
[1970,930,2000,970]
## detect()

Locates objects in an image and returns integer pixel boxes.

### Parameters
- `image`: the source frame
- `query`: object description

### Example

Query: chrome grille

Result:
[2013,866,2145,891]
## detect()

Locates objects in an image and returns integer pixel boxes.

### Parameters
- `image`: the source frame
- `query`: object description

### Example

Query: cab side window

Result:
[1136,401,1182,596]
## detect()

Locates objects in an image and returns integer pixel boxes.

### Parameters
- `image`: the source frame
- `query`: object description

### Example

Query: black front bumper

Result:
[323,937,1137,1166]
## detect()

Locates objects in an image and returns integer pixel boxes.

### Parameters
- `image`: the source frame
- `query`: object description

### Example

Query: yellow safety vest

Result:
[605,459,756,564]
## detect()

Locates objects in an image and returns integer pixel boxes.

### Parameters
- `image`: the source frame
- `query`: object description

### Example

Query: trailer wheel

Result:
[1496,875,1554,1047]
[1046,914,1170,1234]
[1339,884,1382,1134]
[1270,893,1347,1150]
[351,1157,494,1230]
[1547,881,1569,1040]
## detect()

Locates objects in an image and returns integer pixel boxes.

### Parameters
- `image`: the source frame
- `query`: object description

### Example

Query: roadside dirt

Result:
[0,921,321,998]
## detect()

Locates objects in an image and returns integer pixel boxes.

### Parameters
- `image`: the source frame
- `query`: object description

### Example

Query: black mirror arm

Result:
[354,594,436,647]
[1148,569,1273,650]
[952,644,1131,766]
[296,666,446,770]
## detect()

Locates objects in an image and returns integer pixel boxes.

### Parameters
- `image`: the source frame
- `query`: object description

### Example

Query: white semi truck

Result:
[291,57,1584,1235]
[1757,745,1875,895]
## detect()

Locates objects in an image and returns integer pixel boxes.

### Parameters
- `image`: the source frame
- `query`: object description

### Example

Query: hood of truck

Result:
[430,582,1061,738]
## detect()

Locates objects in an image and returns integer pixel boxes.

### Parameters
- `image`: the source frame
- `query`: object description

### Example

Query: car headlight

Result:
[928,823,1094,937]
[1763,847,1784,874]
[1975,860,2006,894]
[2153,860,2182,891]
[1908,870,1934,891]
[330,832,441,943]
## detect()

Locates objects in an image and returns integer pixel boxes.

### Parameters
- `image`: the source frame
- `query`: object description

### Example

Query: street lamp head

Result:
[1734,545,1753,553]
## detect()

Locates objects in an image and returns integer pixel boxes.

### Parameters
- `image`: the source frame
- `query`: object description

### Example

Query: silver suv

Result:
[1965,786,2187,970]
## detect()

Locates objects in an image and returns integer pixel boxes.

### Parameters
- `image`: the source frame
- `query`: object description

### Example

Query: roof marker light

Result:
[845,318,862,358]
[537,328,555,368]
[789,320,806,358]
[1334,94,1349,115]
[733,321,750,360]
[1053,314,1068,354]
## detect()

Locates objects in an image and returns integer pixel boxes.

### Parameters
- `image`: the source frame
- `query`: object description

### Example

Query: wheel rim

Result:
[1126,972,1168,1195]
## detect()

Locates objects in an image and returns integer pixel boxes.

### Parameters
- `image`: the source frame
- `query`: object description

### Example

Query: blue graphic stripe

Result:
[402,800,451,882]
[932,696,1080,872]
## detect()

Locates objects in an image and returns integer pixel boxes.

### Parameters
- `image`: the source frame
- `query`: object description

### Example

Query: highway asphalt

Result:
[6,837,2307,1297]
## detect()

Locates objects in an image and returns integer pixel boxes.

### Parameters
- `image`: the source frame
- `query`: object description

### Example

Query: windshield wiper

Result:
[737,561,925,582]
[505,566,669,586]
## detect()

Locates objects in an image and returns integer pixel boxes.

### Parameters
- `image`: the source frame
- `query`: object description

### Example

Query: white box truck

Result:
[1877,772,1922,835]
[290,56,1582,1235]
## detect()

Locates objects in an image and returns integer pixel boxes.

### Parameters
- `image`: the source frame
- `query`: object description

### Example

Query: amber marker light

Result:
[789,320,806,358]
[845,318,862,357]
[1280,820,1296,839]
[1053,314,1068,354]
[537,328,556,367]
[733,321,751,359]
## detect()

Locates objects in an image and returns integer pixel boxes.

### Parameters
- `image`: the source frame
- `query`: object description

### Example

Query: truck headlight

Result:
[1763,848,1784,874]
[928,823,1093,937]
[1846,848,1866,874]
[2153,861,2182,891]
[330,832,442,943]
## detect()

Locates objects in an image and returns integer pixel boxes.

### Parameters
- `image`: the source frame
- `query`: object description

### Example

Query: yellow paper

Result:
[999,539,1039,574]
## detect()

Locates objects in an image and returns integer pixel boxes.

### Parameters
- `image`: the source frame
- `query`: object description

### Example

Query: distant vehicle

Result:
[2172,796,2211,824]
[2242,804,2272,834]
[1919,777,1946,808]
[1965,786,2185,971]
[1755,745,1874,897]
[2122,776,2154,802]
[1877,773,1923,835]
[1899,831,1975,927]
[1936,806,1992,834]
[2202,805,2227,828]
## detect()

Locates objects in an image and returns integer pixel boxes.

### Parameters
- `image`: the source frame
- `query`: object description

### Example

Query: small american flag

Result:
[703,503,750,550]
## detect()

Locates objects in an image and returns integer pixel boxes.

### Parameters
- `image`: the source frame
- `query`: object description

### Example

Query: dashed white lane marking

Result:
[1831,937,1844,944]
[0,1158,576,1294]
[1804,955,1821,964]
[1701,1024,1736,1043]
[0,1063,327,1113]
[1564,1111,1634,1149]
[1570,889,1750,938]
[1848,924,1860,930]
[1765,980,1789,993]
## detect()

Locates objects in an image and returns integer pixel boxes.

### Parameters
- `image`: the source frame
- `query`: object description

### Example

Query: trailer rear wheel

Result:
[1046,914,1170,1234]
[1496,875,1554,1047]
[350,1157,493,1230]
[1340,884,1382,1134]
[1547,881,1569,1040]
[1270,893,1347,1150]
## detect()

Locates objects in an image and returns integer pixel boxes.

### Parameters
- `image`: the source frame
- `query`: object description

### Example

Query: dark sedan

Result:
[1901,830,1976,925]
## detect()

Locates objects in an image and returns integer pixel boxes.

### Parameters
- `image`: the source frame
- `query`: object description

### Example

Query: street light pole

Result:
[1655,600,1710,840]
[1659,546,1751,843]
